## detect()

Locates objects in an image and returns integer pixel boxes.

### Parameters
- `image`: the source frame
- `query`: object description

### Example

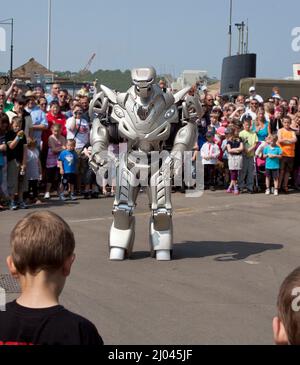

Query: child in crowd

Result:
[221,129,231,187]
[58,139,78,201]
[239,116,258,194]
[263,134,282,196]
[44,124,66,200]
[278,116,297,193]
[273,267,300,345]
[227,127,244,195]
[5,117,28,210]
[200,132,220,191]
[0,113,9,209]
[82,145,99,199]
[26,137,42,204]
[208,113,220,134]
[0,211,103,345]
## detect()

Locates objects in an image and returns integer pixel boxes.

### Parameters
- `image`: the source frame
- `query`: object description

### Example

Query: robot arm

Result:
[89,118,110,172]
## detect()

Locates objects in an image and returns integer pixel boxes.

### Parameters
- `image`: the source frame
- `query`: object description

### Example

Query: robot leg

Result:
[109,161,139,261]
[149,170,173,261]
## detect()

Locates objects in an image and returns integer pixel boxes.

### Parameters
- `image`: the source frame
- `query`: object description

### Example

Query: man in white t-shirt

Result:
[66,105,90,194]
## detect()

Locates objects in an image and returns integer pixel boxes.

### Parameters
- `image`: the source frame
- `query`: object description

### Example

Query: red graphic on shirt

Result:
[0,341,34,346]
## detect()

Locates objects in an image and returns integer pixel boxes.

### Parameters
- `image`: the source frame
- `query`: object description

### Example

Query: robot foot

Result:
[156,250,171,261]
[110,248,126,261]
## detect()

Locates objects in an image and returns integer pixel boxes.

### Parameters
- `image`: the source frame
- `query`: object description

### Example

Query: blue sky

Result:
[1,0,300,78]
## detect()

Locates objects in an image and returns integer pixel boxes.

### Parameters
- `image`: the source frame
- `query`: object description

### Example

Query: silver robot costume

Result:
[89,67,201,261]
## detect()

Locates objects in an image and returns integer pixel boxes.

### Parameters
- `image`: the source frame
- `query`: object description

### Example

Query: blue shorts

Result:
[0,166,3,186]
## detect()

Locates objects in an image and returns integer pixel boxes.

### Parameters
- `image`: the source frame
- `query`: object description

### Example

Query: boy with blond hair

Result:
[0,211,103,345]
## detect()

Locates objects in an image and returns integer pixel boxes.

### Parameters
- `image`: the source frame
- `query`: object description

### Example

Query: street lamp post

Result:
[47,0,52,71]
[228,0,233,57]
[0,18,14,79]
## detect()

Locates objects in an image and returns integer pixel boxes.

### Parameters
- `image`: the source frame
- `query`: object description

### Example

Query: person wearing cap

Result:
[249,86,264,104]
[200,132,220,191]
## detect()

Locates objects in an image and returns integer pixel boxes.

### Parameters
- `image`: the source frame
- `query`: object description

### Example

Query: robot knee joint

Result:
[113,205,134,230]
[152,208,172,231]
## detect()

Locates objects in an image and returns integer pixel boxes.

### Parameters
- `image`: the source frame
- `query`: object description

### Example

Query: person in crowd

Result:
[46,83,60,105]
[208,113,220,134]
[291,114,300,189]
[0,211,103,345]
[288,98,298,117]
[58,89,71,116]
[44,124,66,200]
[278,116,297,193]
[239,116,258,194]
[264,102,274,123]
[0,89,13,113]
[6,96,33,138]
[66,105,90,195]
[252,109,269,142]
[58,139,78,201]
[30,97,48,150]
[273,267,300,345]
[80,96,91,125]
[33,86,45,99]
[25,93,38,114]
[221,128,231,187]
[5,116,28,210]
[0,113,9,209]
[269,108,283,135]
[200,132,220,191]
[25,137,42,204]
[263,134,282,196]
[42,101,67,169]
[236,95,246,106]
[78,84,90,97]
[249,86,264,104]
[226,127,244,195]
[82,145,99,199]
[242,98,259,123]
[159,79,167,93]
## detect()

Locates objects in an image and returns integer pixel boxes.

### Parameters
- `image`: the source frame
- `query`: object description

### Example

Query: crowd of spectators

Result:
[0,81,104,210]
[190,84,300,195]
[0,80,299,210]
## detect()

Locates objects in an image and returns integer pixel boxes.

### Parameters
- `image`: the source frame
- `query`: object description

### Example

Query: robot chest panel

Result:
[117,115,171,142]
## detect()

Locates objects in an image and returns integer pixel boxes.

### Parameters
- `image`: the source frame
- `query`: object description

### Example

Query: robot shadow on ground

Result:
[129,241,283,261]
[172,241,284,262]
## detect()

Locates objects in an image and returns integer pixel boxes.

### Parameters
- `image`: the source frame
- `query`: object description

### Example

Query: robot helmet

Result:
[131,67,156,99]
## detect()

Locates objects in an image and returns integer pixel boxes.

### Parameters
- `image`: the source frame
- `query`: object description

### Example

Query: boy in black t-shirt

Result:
[0,211,103,345]
[5,116,28,210]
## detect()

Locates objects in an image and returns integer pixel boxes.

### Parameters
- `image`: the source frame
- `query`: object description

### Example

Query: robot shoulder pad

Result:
[162,92,175,108]
[101,85,117,104]
[116,92,129,108]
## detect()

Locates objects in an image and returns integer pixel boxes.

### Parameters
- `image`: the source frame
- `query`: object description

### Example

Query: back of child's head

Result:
[277,267,300,345]
[10,211,75,275]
